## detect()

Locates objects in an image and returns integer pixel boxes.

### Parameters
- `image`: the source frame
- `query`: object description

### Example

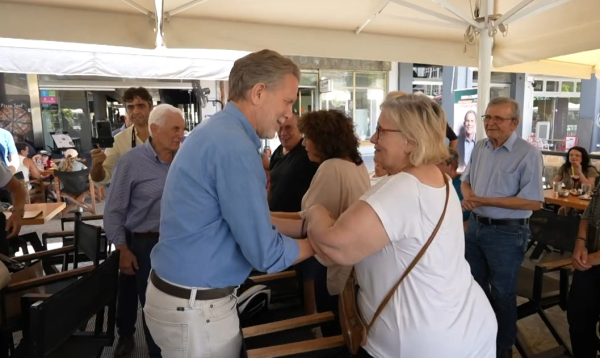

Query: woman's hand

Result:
[572,239,592,271]
[572,161,583,175]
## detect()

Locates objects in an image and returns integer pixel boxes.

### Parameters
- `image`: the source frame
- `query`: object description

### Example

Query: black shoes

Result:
[114,336,135,357]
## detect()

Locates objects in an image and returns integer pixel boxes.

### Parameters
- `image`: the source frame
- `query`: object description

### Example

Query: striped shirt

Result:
[103,139,170,246]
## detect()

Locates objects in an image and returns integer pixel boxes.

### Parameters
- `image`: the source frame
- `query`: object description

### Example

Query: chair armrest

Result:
[243,312,334,338]
[537,258,572,271]
[42,230,75,239]
[7,266,93,292]
[12,245,75,263]
[249,271,296,283]
[247,336,345,358]
[21,293,52,302]
[61,214,103,224]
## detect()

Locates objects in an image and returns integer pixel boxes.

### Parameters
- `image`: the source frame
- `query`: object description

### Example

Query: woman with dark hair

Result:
[552,146,598,189]
[271,110,370,337]
[552,146,598,215]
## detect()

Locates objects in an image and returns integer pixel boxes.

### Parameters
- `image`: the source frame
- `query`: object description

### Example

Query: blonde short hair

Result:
[228,49,300,102]
[381,94,449,167]
[386,91,408,100]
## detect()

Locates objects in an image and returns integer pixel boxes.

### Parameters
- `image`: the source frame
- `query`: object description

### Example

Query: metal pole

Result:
[476,0,494,141]
[166,0,210,17]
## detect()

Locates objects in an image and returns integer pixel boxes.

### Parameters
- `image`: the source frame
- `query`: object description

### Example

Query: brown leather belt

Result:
[150,271,235,301]
[131,232,159,239]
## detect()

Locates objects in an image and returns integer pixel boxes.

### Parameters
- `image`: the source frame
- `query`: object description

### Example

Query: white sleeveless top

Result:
[17,155,29,182]
[357,172,497,358]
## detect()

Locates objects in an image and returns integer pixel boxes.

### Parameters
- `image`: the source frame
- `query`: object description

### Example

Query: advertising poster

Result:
[454,89,478,171]
[0,96,34,141]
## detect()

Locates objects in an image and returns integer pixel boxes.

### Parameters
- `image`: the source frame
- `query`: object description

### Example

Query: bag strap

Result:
[365,170,450,333]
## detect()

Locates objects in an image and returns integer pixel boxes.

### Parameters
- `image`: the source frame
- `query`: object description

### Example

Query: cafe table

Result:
[4,202,66,226]
[544,189,590,211]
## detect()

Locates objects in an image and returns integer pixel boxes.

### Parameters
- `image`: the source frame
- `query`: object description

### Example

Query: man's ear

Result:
[249,83,267,105]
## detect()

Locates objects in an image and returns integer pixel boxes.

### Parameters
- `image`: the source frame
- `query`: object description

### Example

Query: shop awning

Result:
[495,50,600,79]
[0,1,157,48]
[158,0,599,71]
[0,38,247,80]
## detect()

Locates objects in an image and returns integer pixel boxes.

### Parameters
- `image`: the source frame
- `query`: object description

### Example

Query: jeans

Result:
[144,279,243,358]
[567,265,600,358]
[464,214,529,352]
[116,234,161,357]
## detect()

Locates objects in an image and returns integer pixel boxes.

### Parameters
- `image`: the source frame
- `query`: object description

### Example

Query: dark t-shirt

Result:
[446,124,457,141]
[269,142,318,212]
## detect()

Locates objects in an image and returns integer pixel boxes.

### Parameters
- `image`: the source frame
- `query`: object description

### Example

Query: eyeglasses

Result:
[375,125,402,141]
[481,115,515,123]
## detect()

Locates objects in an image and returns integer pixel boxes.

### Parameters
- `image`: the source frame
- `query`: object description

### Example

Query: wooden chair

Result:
[0,248,92,357]
[53,168,96,215]
[515,208,577,358]
[14,251,119,358]
[243,312,345,358]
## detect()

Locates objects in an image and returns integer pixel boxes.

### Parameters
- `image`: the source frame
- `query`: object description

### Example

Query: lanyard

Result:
[131,127,137,148]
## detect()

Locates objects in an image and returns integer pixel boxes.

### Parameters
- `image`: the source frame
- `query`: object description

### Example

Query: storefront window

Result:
[41,90,92,152]
[532,96,580,151]
[318,70,386,172]
[300,72,318,87]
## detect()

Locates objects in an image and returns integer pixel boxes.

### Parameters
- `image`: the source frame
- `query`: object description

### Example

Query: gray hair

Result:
[228,49,300,102]
[445,147,459,166]
[487,97,520,121]
[148,104,184,135]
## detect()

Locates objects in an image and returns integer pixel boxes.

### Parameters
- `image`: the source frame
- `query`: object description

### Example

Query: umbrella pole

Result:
[476,0,494,141]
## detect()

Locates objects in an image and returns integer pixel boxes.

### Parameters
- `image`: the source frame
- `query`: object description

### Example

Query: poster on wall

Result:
[454,89,478,172]
[0,96,34,141]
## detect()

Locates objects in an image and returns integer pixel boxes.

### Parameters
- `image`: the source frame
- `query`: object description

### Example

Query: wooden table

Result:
[544,189,590,211]
[4,203,66,225]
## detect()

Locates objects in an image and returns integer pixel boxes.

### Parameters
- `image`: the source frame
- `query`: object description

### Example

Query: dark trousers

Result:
[465,215,529,352]
[116,234,161,357]
[567,265,600,358]
[355,348,373,357]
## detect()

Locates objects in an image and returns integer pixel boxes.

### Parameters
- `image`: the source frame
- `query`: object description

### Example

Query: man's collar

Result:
[485,131,517,152]
[224,102,261,150]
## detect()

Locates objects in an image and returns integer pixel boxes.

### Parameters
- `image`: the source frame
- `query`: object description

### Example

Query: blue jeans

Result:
[116,235,161,357]
[464,214,529,352]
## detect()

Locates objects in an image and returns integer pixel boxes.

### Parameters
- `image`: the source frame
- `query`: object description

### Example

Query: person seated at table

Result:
[57,149,87,172]
[552,146,598,214]
[14,142,42,190]
[33,150,57,171]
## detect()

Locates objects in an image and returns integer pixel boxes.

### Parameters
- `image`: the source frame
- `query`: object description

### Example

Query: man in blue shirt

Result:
[0,128,18,169]
[461,97,544,358]
[146,49,314,357]
[104,104,185,358]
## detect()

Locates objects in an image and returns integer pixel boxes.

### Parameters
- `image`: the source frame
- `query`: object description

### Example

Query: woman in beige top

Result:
[271,110,370,335]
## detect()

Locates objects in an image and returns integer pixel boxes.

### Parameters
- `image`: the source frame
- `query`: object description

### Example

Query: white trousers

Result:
[143,279,242,358]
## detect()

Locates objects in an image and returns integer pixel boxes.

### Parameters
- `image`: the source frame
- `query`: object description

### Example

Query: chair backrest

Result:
[26,251,119,358]
[529,208,579,253]
[73,218,103,268]
[54,168,90,196]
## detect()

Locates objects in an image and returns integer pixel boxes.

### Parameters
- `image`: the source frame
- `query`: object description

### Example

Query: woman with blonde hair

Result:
[305,94,496,357]
[58,149,87,172]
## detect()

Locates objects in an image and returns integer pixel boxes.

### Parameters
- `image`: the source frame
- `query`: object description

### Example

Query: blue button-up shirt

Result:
[104,140,170,246]
[0,128,17,167]
[151,103,299,288]
[462,131,544,219]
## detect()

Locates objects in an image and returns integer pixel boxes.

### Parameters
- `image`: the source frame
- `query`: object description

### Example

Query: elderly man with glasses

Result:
[461,97,544,358]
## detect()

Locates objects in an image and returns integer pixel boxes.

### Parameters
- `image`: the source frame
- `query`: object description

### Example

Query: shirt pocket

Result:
[493,170,520,197]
